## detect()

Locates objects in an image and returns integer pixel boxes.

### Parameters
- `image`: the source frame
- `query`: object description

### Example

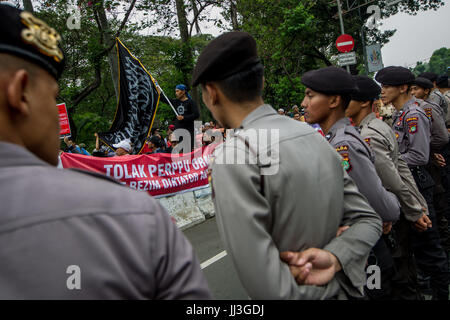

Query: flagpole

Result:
[155,82,179,117]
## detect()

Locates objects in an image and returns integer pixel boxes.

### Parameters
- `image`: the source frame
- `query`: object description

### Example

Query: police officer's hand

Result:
[280,248,342,286]
[414,213,432,232]
[336,226,350,237]
[383,222,393,234]
[177,115,184,121]
[433,153,446,167]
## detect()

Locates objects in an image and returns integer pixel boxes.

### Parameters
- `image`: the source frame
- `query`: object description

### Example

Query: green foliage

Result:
[412,47,450,76]
[30,0,446,151]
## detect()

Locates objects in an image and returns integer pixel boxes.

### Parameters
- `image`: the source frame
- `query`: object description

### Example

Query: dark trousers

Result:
[385,216,423,300]
[410,166,450,300]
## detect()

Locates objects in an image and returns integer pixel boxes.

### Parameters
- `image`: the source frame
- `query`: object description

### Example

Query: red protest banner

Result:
[60,146,217,198]
[57,103,71,137]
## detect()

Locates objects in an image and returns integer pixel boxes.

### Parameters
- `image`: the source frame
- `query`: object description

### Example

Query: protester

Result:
[158,84,199,151]
[0,4,210,299]
[277,108,285,115]
[63,136,89,155]
[113,139,132,156]
[192,31,382,300]
[145,136,164,154]
[92,132,115,157]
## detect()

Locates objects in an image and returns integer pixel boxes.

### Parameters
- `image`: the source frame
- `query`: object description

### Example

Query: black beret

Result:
[301,66,357,95]
[413,77,434,89]
[351,75,381,101]
[418,72,438,82]
[436,75,449,88]
[192,31,260,87]
[375,66,415,86]
[0,4,65,80]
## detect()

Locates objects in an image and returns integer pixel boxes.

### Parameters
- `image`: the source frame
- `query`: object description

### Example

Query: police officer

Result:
[0,4,211,299]
[419,72,449,117]
[411,77,450,255]
[192,31,382,299]
[301,67,400,299]
[346,75,432,299]
[376,66,450,300]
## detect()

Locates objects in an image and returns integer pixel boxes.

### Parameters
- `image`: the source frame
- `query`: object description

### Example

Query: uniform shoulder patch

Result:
[364,138,371,146]
[424,107,433,121]
[335,145,349,152]
[408,121,418,134]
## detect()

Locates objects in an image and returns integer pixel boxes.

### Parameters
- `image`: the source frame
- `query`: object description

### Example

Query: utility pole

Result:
[336,0,350,73]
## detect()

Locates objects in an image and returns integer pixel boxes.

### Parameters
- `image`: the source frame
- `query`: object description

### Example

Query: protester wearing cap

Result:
[347,75,432,299]
[277,108,285,115]
[112,139,132,156]
[0,4,211,299]
[377,66,450,300]
[419,72,448,117]
[301,68,401,299]
[193,31,382,299]
[158,84,199,151]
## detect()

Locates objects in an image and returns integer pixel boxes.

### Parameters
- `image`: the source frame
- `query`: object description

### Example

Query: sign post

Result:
[366,43,384,73]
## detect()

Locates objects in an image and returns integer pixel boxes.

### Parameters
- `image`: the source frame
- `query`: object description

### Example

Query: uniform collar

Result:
[0,142,51,168]
[359,112,377,128]
[326,117,351,141]
[238,104,277,130]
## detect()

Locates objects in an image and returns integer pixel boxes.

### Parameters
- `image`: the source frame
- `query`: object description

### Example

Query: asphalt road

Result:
[183,217,249,300]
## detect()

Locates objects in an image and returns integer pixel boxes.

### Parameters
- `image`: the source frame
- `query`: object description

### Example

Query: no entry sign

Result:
[57,103,71,138]
[336,34,354,53]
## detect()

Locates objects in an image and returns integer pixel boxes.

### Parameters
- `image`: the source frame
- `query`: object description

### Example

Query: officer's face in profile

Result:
[301,88,332,124]
[410,85,429,100]
[380,84,405,105]
[345,100,364,119]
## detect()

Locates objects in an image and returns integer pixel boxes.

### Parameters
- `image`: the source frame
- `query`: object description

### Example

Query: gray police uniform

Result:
[392,98,450,300]
[418,98,449,152]
[327,117,400,222]
[392,98,431,167]
[210,104,382,300]
[0,142,211,299]
[359,112,424,222]
[359,112,427,299]
[430,88,448,117]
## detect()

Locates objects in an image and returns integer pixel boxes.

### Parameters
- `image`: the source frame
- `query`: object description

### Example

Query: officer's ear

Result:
[6,69,32,117]
[202,82,220,107]
[328,95,340,110]
[361,100,372,109]
[399,84,409,95]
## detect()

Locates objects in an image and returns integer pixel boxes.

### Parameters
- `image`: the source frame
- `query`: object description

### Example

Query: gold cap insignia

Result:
[20,11,63,62]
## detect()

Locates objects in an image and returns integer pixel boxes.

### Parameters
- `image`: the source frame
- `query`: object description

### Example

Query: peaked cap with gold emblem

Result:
[0,4,65,79]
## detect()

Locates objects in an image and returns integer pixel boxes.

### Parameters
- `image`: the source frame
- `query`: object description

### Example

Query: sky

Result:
[379,0,450,68]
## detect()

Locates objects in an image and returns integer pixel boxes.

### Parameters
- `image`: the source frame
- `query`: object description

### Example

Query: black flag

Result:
[98,38,160,154]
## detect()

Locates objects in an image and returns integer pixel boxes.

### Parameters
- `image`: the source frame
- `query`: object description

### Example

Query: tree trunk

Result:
[94,0,119,98]
[175,0,194,85]
[230,0,239,30]
[23,0,33,12]
[190,0,201,34]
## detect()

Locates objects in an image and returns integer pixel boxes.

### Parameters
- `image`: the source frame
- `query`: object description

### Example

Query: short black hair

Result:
[340,94,351,110]
[216,63,264,103]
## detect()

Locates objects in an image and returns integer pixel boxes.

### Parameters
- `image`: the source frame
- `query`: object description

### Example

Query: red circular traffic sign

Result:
[336,34,354,53]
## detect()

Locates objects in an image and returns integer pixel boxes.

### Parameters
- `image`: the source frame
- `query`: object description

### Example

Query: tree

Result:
[412,47,450,75]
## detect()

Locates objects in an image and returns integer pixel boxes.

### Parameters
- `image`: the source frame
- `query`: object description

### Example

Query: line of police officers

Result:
[300,66,450,300]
